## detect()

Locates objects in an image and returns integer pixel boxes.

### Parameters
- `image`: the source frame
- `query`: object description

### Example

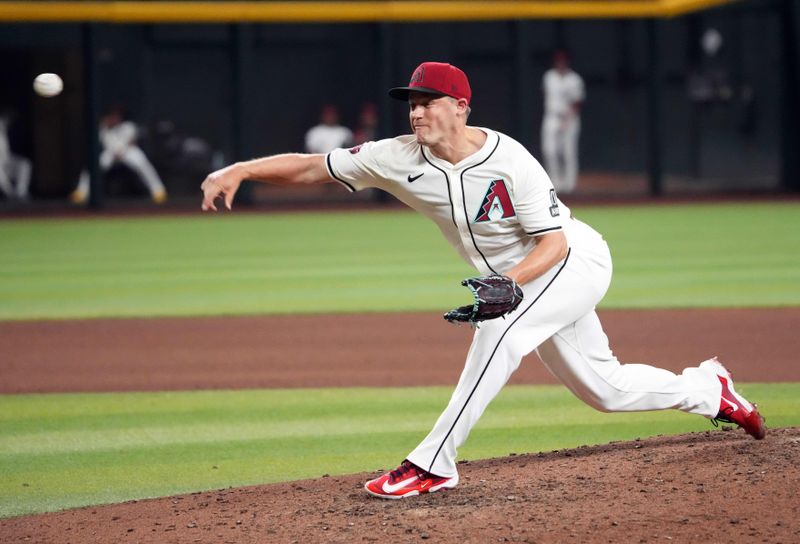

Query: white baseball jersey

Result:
[100,121,138,156]
[305,124,353,154]
[542,69,585,118]
[326,128,600,276]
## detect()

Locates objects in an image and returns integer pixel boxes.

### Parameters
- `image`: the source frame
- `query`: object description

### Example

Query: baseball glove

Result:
[444,275,524,324]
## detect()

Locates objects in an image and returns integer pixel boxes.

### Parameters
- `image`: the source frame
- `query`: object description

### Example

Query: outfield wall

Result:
[0,0,795,202]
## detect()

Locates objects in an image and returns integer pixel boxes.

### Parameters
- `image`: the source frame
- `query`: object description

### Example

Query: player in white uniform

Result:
[304,105,353,154]
[0,111,32,201]
[200,62,765,500]
[541,50,584,194]
[71,107,168,204]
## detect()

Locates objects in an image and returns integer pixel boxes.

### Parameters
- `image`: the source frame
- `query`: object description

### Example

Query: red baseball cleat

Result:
[701,357,766,440]
[364,460,458,499]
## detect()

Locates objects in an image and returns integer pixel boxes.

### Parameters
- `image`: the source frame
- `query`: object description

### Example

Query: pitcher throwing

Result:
[201,62,765,500]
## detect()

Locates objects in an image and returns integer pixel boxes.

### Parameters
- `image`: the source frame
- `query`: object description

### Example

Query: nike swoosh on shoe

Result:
[721,396,739,412]
[382,475,420,494]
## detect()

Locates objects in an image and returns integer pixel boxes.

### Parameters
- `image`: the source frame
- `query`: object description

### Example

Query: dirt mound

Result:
[3,428,798,543]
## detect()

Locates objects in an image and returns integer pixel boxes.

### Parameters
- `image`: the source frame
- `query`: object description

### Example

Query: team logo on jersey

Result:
[474,180,516,223]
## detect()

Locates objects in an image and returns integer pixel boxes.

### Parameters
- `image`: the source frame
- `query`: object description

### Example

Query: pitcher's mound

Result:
[3,428,798,543]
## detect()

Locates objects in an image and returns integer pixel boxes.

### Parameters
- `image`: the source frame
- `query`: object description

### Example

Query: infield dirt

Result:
[2,429,798,543]
[1,308,799,542]
[2,308,799,393]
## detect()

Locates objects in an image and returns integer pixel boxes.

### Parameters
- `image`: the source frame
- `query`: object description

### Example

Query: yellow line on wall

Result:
[0,1,738,23]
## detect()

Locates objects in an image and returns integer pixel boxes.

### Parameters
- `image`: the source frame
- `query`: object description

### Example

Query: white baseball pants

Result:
[541,114,580,194]
[0,154,32,199]
[75,147,166,198]
[407,235,722,478]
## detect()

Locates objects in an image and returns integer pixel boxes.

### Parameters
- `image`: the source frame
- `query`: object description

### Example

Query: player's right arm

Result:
[200,153,330,211]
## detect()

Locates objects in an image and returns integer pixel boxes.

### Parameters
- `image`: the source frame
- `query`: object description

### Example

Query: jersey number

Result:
[549,189,560,218]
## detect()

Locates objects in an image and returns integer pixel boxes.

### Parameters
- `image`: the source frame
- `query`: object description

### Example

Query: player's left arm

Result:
[504,231,568,286]
[507,150,569,285]
[569,74,586,117]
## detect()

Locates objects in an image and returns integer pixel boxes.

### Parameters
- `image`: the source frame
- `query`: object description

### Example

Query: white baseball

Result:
[33,73,64,98]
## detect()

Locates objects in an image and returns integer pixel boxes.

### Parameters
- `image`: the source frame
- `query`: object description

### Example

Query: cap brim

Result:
[388,86,447,101]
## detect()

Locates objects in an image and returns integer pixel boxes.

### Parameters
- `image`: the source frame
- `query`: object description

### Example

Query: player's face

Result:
[553,52,570,73]
[102,112,122,128]
[408,92,460,147]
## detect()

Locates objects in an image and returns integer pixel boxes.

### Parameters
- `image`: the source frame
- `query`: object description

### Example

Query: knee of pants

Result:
[568,381,625,413]
[585,396,617,413]
[572,366,651,413]
[541,139,558,160]
[99,151,115,169]
[539,342,625,413]
[562,144,578,163]
[555,373,617,413]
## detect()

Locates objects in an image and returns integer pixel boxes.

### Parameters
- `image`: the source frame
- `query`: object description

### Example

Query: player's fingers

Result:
[200,178,213,211]
[224,185,239,210]
[201,197,217,212]
[200,186,219,211]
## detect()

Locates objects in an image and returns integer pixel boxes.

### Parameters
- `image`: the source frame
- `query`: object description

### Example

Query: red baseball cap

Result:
[389,62,472,105]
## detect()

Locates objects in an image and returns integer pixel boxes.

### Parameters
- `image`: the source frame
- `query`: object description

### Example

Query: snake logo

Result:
[474,179,516,223]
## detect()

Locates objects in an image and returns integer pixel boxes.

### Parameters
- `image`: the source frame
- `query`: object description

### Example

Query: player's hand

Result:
[201,164,243,211]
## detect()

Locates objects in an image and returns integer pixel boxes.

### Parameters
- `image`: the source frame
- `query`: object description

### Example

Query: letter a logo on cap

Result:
[410,66,425,84]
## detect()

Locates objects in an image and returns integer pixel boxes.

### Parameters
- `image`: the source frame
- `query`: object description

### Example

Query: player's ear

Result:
[456,98,469,116]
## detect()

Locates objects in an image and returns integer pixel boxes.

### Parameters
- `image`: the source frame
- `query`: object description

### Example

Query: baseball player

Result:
[70,106,168,204]
[0,110,32,201]
[201,61,765,500]
[304,105,353,154]
[541,50,584,194]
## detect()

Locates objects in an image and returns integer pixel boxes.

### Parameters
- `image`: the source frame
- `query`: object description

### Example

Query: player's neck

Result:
[428,126,487,165]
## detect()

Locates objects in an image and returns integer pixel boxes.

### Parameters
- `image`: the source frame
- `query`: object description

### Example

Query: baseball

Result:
[33,73,63,97]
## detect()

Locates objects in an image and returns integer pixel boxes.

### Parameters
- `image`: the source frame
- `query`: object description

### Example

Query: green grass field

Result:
[2,383,797,519]
[1,201,798,518]
[0,202,798,320]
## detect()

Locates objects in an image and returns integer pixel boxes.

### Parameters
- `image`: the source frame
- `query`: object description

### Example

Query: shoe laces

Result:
[711,402,761,428]
[389,460,436,483]
[389,460,418,483]
[712,406,736,426]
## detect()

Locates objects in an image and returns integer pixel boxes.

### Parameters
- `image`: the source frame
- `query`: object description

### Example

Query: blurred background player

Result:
[353,102,379,145]
[352,102,391,202]
[0,109,32,201]
[541,50,585,195]
[70,106,168,204]
[304,104,353,154]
